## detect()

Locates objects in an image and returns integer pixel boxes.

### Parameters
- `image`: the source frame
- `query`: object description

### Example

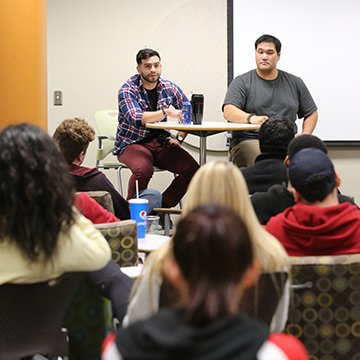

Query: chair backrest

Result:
[160,271,288,329]
[85,190,115,213]
[85,190,139,267]
[240,271,288,328]
[0,272,84,360]
[285,254,360,359]
[96,220,138,267]
[95,110,119,162]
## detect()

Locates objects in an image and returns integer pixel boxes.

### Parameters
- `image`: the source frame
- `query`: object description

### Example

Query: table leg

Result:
[199,137,207,166]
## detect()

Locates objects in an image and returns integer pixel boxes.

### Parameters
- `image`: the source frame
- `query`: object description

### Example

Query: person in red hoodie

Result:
[266,148,360,256]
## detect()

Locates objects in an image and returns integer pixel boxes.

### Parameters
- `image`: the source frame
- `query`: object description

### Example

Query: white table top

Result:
[138,233,171,252]
[120,264,143,279]
[146,121,260,133]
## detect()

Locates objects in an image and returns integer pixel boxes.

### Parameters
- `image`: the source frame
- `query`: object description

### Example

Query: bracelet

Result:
[161,108,166,117]
[246,113,256,124]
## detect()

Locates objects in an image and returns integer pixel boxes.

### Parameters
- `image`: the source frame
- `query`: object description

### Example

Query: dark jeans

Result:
[88,260,133,322]
[118,138,199,207]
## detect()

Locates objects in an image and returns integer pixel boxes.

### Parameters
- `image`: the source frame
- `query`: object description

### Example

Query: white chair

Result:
[95,110,125,194]
[94,109,172,198]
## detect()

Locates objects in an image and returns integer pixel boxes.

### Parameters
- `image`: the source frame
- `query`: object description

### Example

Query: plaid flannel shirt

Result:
[114,74,188,155]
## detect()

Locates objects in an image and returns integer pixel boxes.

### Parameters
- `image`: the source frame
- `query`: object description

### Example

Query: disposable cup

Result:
[129,199,148,239]
[146,215,160,234]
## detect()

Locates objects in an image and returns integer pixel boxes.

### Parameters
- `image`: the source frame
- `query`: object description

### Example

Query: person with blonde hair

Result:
[103,205,307,360]
[123,161,289,331]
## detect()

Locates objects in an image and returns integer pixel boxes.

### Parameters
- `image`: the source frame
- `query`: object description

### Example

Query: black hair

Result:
[136,48,161,65]
[172,204,254,325]
[0,123,75,261]
[259,116,295,157]
[287,134,328,160]
[255,34,282,53]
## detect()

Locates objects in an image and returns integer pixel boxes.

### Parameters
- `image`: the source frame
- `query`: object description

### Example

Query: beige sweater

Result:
[0,210,111,285]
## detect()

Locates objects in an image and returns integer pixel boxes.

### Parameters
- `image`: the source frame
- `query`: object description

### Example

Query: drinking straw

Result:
[136,179,139,199]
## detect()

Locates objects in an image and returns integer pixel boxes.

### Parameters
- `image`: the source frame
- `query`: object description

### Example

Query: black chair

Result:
[0,272,84,360]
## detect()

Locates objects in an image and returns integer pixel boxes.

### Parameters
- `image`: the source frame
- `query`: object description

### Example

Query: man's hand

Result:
[166,105,183,123]
[249,115,268,125]
[167,138,181,147]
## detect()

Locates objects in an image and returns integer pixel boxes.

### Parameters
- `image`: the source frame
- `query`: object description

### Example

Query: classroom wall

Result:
[47,0,360,202]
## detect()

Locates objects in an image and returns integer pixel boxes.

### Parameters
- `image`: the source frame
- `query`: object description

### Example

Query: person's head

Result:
[255,34,281,74]
[287,134,327,160]
[136,48,162,87]
[183,161,288,271]
[259,115,295,157]
[52,118,95,164]
[166,204,258,325]
[0,123,75,261]
[289,148,338,203]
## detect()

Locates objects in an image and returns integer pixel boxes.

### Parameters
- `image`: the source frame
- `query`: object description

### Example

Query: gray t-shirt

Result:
[223,69,317,148]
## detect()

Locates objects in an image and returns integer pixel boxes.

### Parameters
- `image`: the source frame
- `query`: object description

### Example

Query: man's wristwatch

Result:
[176,134,184,144]
[247,113,256,124]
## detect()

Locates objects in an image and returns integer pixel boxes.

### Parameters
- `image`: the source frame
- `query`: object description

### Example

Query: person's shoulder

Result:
[253,184,292,202]
[278,70,304,83]
[120,75,140,91]
[160,77,182,91]
[233,69,256,81]
[258,333,309,360]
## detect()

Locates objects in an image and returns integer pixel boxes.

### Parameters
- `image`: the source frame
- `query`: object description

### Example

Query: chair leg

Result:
[117,167,124,197]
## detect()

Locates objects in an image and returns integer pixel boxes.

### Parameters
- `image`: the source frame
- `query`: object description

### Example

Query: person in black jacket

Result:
[241,115,294,193]
[251,134,356,224]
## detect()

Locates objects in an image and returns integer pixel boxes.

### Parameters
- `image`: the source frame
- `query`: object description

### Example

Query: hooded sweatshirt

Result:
[102,308,308,360]
[266,202,360,256]
[69,164,131,220]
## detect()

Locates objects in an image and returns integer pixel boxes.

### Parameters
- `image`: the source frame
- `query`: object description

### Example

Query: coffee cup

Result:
[191,94,204,125]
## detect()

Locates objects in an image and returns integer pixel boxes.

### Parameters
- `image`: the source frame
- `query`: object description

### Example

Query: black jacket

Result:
[241,153,287,194]
[117,308,268,360]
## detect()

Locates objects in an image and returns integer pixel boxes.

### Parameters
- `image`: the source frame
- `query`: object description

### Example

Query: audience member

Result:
[266,148,360,256]
[223,34,318,167]
[124,161,289,332]
[114,48,199,207]
[241,115,294,193]
[53,118,162,219]
[75,192,120,224]
[102,205,308,360]
[251,134,355,224]
[0,123,111,285]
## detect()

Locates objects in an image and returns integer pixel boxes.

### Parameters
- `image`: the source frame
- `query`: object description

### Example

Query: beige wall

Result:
[47,0,360,202]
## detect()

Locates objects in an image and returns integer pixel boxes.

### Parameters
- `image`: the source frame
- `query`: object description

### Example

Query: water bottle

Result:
[181,101,192,124]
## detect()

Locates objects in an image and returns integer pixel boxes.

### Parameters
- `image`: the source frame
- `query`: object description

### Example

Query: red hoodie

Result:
[266,202,360,256]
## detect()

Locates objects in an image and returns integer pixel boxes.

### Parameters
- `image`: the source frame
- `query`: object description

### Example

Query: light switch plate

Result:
[54,91,63,106]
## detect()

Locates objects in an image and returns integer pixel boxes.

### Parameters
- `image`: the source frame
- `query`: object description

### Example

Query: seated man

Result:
[53,118,162,219]
[251,134,355,224]
[241,115,294,194]
[266,148,360,256]
[114,48,199,208]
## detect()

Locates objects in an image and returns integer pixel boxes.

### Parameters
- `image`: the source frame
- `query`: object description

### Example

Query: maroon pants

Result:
[118,138,199,207]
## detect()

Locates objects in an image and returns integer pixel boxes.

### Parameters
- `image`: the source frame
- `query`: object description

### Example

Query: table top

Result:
[138,233,171,253]
[146,121,260,132]
[120,264,143,279]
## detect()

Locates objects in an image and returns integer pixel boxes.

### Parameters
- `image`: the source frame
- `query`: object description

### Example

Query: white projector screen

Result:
[228,0,360,145]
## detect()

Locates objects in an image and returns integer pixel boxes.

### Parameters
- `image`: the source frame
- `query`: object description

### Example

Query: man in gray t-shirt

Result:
[222,34,318,167]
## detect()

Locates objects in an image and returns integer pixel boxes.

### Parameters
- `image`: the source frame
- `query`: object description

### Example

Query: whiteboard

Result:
[229,0,360,144]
